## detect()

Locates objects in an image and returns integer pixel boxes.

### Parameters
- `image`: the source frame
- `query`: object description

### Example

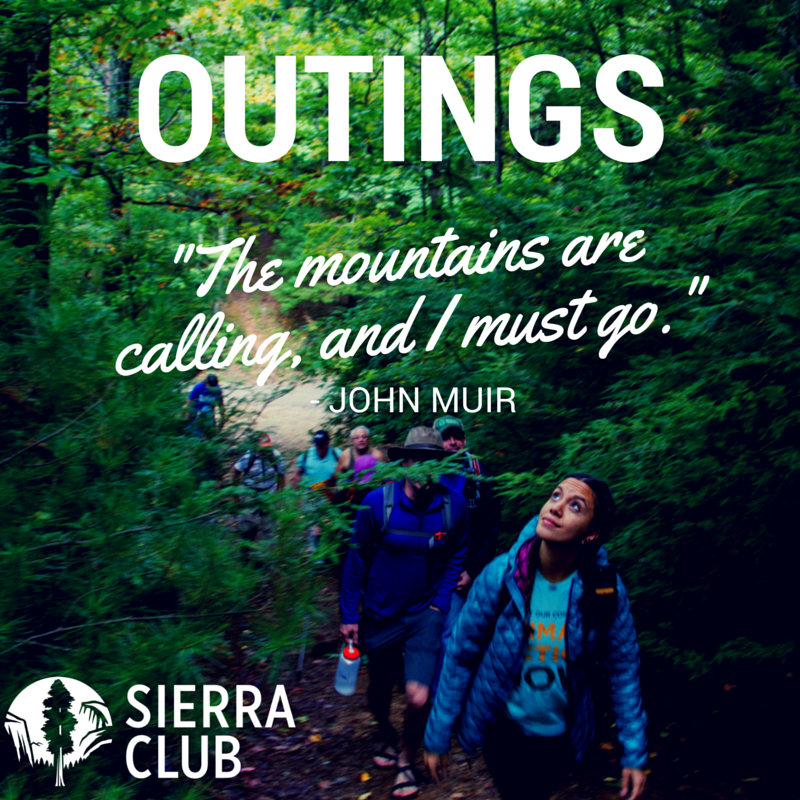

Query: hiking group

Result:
[187,375,647,800]
[337,420,647,800]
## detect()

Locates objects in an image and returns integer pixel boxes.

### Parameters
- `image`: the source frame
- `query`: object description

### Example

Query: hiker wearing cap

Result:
[335,426,387,478]
[233,433,285,493]
[186,373,225,433]
[432,416,500,673]
[339,427,469,800]
[291,430,343,490]
[232,433,285,539]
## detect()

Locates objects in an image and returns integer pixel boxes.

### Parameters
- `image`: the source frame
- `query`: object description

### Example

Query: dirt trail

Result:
[218,290,330,458]
[214,585,653,800]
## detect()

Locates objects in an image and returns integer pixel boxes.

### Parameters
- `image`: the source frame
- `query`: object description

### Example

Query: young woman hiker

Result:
[423,474,648,800]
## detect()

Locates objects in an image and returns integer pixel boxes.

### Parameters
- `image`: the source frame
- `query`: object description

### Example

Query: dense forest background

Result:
[1,0,797,797]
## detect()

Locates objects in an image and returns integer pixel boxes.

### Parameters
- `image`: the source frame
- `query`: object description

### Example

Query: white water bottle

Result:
[334,640,361,696]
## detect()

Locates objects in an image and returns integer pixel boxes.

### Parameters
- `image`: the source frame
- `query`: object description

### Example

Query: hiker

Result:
[291,430,342,490]
[232,433,285,538]
[339,427,469,800]
[424,474,648,800]
[335,425,386,478]
[186,373,224,435]
[233,432,285,492]
[431,416,500,670]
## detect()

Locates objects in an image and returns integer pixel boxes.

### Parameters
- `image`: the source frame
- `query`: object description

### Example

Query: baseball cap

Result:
[433,415,464,436]
[313,430,330,443]
[257,433,273,448]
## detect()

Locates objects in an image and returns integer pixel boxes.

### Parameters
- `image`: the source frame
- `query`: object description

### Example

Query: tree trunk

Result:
[0,9,50,289]
[106,50,131,216]
[489,0,503,185]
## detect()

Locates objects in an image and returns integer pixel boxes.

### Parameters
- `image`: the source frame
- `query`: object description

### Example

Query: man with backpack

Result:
[432,416,500,661]
[233,433,285,493]
[232,433,285,539]
[339,427,469,799]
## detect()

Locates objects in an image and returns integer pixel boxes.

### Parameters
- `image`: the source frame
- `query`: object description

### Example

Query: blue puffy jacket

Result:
[424,516,648,769]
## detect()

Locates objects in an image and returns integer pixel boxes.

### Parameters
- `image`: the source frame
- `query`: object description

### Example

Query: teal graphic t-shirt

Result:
[506,570,574,736]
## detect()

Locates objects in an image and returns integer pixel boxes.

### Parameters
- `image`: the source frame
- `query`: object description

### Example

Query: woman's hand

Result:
[424,751,448,784]
[620,767,646,799]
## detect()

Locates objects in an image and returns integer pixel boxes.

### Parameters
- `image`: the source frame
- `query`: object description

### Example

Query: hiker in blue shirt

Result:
[186,373,224,435]
[340,427,469,800]
[291,430,342,489]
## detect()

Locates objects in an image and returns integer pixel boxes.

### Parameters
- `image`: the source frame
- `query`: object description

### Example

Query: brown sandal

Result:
[390,766,421,799]
[372,742,398,769]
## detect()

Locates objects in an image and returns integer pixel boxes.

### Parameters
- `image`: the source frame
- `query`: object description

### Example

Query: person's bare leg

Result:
[393,681,429,797]
[368,669,398,767]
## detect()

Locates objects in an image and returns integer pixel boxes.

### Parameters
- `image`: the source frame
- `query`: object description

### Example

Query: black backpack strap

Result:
[486,580,512,644]
[591,565,618,628]
[441,489,452,533]
[581,563,618,633]
[380,484,455,545]
[382,482,395,532]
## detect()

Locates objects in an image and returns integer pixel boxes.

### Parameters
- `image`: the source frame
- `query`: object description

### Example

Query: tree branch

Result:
[1,610,252,655]
[0,400,102,468]
[127,199,228,215]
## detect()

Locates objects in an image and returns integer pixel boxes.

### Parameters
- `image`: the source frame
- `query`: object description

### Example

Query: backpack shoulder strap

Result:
[441,488,453,533]
[487,579,513,644]
[382,482,395,532]
[583,563,618,631]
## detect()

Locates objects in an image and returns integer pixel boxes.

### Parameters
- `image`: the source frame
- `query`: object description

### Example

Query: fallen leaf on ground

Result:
[241,767,255,772]
[358,794,372,800]
[599,742,614,750]
[318,781,331,789]
[360,772,372,782]
[308,734,323,743]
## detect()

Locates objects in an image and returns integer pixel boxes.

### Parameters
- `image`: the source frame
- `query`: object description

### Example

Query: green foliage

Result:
[2,0,799,794]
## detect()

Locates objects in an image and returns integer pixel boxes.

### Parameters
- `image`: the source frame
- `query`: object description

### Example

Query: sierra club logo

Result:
[4,677,112,787]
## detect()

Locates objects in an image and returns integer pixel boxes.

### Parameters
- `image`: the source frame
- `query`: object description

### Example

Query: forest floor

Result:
[212,585,651,800]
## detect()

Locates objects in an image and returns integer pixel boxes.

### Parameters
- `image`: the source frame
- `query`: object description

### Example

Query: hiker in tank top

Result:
[334,425,386,479]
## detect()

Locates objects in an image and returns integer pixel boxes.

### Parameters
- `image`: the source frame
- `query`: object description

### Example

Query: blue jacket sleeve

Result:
[432,494,469,615]
[424,559,504,754]
[603,578,648,769]
[339,501,378,624]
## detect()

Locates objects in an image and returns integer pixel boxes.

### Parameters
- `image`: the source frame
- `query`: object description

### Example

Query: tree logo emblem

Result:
[4,677,112,787]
